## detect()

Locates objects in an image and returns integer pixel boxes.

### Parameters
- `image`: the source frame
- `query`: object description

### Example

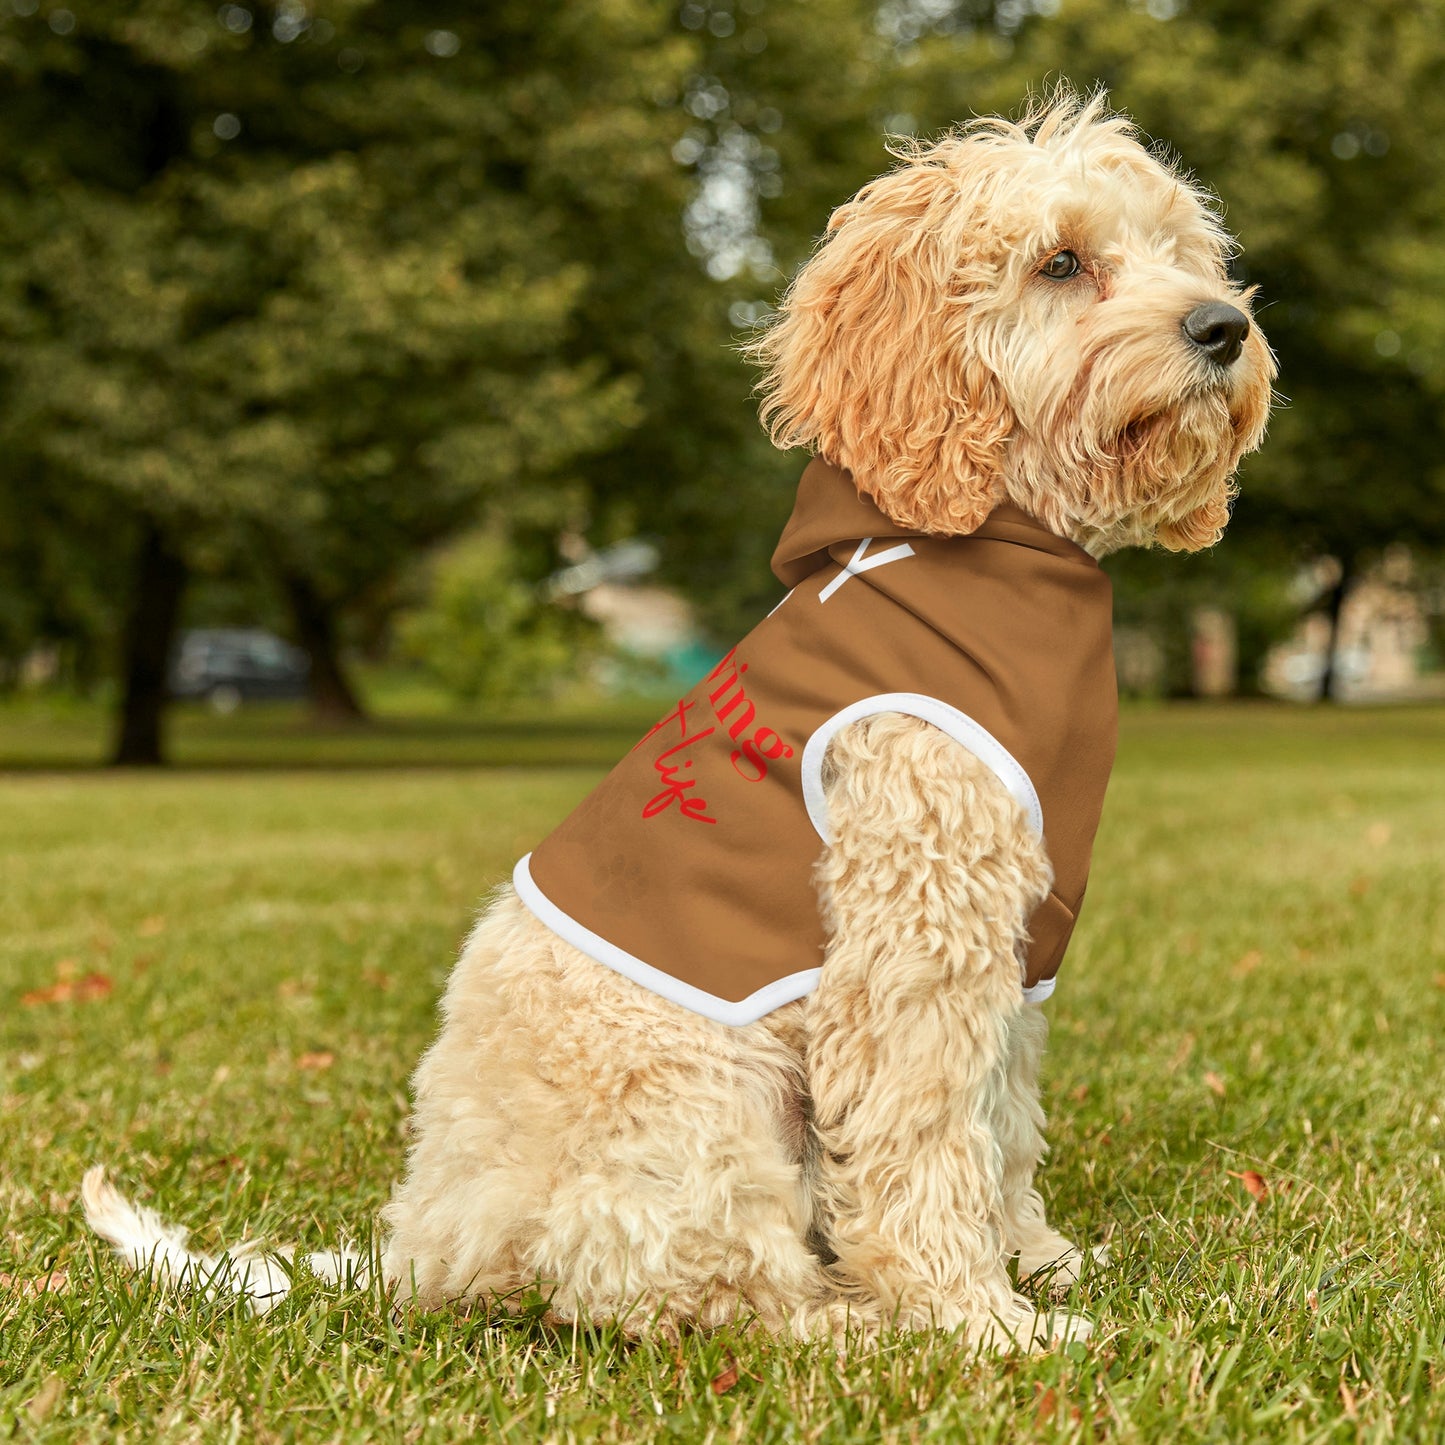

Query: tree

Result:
[0,1,695,758]
[518,0,890,639]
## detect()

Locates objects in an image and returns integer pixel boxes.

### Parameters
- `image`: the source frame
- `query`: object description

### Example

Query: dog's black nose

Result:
[1182,302,1250,367]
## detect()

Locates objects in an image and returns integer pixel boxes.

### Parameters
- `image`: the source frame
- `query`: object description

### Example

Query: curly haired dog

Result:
[85,91,1273,1351]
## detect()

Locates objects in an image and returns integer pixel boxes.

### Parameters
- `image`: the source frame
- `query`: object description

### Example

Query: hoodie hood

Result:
[771,457,1098,588]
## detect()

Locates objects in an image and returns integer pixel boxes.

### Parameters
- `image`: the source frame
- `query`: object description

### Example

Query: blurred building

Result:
[547,540,715,690]
[1262,551,1439,701]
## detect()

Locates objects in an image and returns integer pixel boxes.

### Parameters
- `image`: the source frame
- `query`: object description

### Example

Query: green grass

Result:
[2,702,1443,1442]
[0,685,668,771]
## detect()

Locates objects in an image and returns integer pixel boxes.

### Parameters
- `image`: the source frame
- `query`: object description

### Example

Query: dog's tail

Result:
[81,1165,368,1315]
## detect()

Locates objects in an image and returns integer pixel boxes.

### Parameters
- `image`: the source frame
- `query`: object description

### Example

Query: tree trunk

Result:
[1317,554,1355,703]
[111,521,187,766]
[283,572,367,724]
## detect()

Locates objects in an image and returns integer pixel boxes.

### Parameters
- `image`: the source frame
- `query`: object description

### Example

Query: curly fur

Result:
[85,87,1272,1354]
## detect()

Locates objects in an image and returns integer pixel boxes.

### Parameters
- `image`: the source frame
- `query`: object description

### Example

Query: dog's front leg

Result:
[805,713,1088,1350]
[994,1004,1097,1290]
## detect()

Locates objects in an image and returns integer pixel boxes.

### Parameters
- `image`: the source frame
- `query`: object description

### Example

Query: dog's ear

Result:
[749,150,1013,535]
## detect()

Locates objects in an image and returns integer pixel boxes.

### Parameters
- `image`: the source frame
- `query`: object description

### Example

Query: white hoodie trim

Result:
[512,854,822,1027]
[799,692,1044,842]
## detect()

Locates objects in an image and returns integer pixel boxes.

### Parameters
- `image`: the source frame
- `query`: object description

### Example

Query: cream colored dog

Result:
[85,90,1273,1351]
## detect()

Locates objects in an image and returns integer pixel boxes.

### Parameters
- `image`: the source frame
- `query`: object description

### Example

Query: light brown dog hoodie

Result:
[515,458,1118,1025]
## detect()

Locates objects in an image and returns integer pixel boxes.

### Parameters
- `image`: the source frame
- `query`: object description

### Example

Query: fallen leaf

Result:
[1070,1083,1089,1103]
[0,1268,69,1298]
[1228,1169,1268,1201]
[138,915,167,937]
[710,1358,739,1396]
[21,982,70,1006]
[361,968,394,992]
[1232,950,1263,977]
[1433,973,1445,990]
[1204,1071,1227,1098]
[21,972,112,1007]
[1348,876,1372,899]
[1168,1033,1196,1072]
[296,1051,334,1072]
[1034,1385,1058,1426]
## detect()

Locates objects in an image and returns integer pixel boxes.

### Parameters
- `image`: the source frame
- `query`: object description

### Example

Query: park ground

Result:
[1,698,1442,1442]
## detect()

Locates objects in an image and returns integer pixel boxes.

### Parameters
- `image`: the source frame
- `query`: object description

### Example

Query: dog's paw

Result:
[970,1296,1093,1353]
[1033,1308,1093,1347]
[1018,1239,1110,1294]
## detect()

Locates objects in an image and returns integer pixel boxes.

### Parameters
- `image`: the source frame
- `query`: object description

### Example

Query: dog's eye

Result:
[1041,250,1081,280]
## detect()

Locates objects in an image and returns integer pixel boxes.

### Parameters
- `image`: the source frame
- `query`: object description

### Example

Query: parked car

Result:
[169,629,310,712]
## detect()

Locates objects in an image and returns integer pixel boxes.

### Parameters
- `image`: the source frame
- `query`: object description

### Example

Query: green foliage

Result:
[0,0,696,673]
[0,0,891,675]
[397,532,594,704]
[0,461,133,690]
[571,0,887,639]
[4,0,1445,698]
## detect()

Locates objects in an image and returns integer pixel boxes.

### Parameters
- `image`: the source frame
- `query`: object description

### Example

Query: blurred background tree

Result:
[0,0,688,759]
[2,0,1443,760]
[396,530,595,704]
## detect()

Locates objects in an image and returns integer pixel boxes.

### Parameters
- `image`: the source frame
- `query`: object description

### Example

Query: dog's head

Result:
[750,89,1275,554]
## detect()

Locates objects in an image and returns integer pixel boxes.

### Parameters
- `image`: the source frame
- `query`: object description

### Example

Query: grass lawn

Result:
[2,701,1443,1442]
